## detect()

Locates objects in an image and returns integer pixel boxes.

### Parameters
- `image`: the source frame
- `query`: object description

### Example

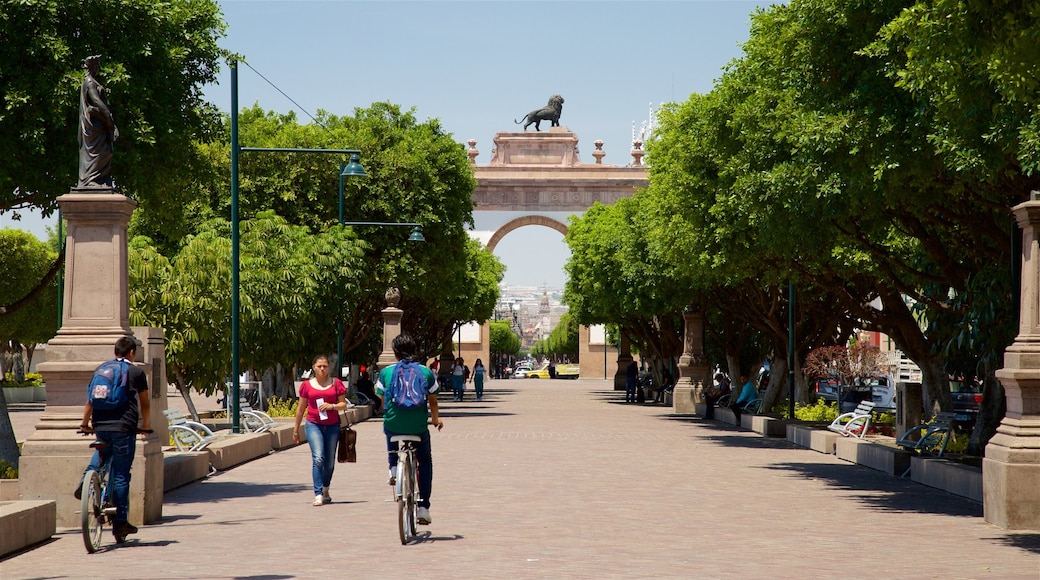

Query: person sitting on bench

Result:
[731,373,758,422]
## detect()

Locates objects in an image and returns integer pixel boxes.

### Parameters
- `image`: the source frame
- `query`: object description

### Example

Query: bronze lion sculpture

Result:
[515,95,564,131]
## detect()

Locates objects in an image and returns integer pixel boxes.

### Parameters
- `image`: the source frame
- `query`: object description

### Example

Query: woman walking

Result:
[451,357,467,401]
[472,358,486,401]
[293,355,348,506]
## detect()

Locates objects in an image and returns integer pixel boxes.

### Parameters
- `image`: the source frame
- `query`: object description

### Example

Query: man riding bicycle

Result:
[76,336,152,540]
[376,333,443,525]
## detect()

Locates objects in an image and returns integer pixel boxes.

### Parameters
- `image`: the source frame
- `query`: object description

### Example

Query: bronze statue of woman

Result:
[78,54,119,188]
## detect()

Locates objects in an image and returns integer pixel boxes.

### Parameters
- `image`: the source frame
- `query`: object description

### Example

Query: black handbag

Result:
[337,424,356,463]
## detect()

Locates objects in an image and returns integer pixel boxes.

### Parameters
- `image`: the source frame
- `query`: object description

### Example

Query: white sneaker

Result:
[388,467,397,486]
[312,495,323,506]
[321,486,331,504]
[417,507,431,525]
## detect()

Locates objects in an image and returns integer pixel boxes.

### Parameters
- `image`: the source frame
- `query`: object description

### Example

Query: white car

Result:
[512,362,532,379]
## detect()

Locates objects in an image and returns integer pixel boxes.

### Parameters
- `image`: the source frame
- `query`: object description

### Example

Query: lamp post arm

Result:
[240,147,362,155]
[340,221,422,227]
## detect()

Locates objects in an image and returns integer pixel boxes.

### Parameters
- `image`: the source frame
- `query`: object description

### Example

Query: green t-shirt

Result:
[376,361,437,435]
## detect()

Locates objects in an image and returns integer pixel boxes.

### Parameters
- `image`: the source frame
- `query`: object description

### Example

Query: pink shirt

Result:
[299,378,346,425]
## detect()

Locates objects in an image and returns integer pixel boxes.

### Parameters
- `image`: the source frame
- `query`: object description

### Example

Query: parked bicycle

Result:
[77,428,151,553]
[390,434,422,545]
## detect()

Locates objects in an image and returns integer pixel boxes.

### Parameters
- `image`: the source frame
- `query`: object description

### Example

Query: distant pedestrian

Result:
[451,357,467,401]
[625,360,638,403]
[730,373,757,423]
[293,355,348,506]
[473,358,486,401]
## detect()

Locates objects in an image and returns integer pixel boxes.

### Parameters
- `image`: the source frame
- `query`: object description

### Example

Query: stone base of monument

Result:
[17,410,164,527]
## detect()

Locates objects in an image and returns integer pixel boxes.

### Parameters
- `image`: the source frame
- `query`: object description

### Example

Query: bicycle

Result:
[78,428,151,553]
[390,434,422,545]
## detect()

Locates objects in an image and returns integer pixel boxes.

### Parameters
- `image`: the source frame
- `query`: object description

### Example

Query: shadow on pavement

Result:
[759,461,982,518]
[993,533,1040,555]
[412,531,464,544]
[163,480,306,505]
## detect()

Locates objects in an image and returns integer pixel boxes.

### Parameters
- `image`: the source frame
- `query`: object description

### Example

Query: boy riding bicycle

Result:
[76,336,152,540]
[376,333,443,525]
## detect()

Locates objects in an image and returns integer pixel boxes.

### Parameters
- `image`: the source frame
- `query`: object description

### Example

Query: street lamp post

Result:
[230,60,375,432]
[334,217,425,379]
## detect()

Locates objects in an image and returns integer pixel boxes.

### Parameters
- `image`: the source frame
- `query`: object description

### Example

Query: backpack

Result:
[387,359,427,409]
[88,359,131,410]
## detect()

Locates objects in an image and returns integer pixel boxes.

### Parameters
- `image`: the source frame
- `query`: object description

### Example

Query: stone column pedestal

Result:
[614,332,632,391]
[377,308,404,368]
[985,195,1040,531]
[674,308,710,415]
[21,188,164,526]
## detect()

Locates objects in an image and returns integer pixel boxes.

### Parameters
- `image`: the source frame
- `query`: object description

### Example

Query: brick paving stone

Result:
[2,379,1038,579]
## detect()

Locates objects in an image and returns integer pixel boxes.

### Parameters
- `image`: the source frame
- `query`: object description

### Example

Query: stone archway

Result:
[486,215,568,253]
[464,128,647,385]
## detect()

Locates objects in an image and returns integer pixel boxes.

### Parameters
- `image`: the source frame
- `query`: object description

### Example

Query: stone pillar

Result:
[986,193,1040,531]
[377,287,404,368]
[674,308,710,415]
[614,332,633,391]
[21,188,164,527]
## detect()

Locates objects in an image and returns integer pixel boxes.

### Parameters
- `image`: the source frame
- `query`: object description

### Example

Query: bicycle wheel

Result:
[81,471,103,553]
[405,454,417,537]
[397,453,413,544]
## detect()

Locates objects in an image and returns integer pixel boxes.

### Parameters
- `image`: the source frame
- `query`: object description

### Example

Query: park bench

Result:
[827,400,875,438]
[164,409,221,452]
[895,411,957,477]
[238,397,276,433]
[896,411,956,458]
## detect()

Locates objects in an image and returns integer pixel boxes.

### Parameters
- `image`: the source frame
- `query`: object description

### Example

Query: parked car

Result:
[950,378,982,430]
[526,363,552,379]
[556,363,580,379]
[512,362,533,379]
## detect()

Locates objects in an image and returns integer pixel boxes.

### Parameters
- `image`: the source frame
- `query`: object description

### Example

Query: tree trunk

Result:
[970,374,1006,456]
[0,388,19,471]
[761,356,788,412]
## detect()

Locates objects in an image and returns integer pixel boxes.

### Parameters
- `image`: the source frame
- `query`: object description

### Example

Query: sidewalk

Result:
[3,379,1038,579]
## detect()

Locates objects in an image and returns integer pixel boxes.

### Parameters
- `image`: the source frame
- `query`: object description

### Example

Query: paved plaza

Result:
[3,379,1039,579]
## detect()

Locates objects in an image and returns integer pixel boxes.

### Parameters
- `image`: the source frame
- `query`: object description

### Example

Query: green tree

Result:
[0,0,227,314]
[865,0,1040,452]
[0,0,227,215]
[182,103,483,364]
[128,212,367,399]
[0,229,59,469]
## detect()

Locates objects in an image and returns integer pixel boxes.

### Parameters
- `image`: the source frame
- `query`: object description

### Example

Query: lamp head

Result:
[408,226,426,242]
[340,154,367,178]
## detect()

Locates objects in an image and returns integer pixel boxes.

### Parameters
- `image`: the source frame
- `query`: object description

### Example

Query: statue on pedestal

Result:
[514,95,564,131]
[78,55,119,188]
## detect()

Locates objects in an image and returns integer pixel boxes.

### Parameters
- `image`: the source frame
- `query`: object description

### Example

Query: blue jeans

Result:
[451,375,464,400]
[385,429,433,509]
[304,422,339,495]
[474,374,484,398]
[84,431,136,524]
[625,376,637,402]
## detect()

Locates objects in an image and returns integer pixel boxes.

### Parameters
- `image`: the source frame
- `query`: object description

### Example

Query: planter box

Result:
[1,387,34,404]
[835,436,912,476]
[787,424,840,454]
[0,500,55,557]
[33,386,46,402]
[912,456,982,502]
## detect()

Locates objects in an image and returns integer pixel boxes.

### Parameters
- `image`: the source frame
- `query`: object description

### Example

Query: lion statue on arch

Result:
[515,95,564,131]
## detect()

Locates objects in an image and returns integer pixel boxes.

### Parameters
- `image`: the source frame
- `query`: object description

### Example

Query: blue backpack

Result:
[387,359,427,409]
[88,359,130,410]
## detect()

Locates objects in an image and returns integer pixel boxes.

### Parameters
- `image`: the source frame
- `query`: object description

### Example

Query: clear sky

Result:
[1,0,773,289]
